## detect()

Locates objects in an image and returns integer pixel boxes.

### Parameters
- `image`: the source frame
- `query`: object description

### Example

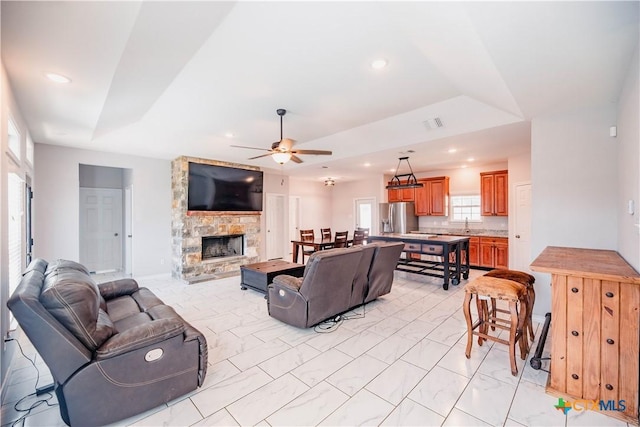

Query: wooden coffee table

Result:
[240,260,305,295]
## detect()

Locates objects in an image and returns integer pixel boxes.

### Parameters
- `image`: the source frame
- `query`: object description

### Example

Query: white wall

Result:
[290,178,332,234]
[616,46,640,270]
[330,176,385,235]
[531,104,618,316]
[34,144,172,276]
[0,61,34,398]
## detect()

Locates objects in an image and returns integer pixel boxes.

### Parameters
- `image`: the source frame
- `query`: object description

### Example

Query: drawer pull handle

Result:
[572,374,579,380]
[605,292,614,298]
[606,338,615,345]
[571,331,579,336]
[571,287,579,293]
[606,384,614,391]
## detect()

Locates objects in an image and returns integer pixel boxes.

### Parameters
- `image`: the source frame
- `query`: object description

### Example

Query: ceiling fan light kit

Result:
[272,152,292,164]
[231,108,332,165]
[386,156,424,189]
[324,178,335,186]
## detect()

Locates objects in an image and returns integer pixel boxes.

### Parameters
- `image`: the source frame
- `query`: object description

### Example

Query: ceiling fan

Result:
[231,109,332,164]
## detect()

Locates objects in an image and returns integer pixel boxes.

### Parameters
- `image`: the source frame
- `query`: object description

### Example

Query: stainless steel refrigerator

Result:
[379,202,418,234]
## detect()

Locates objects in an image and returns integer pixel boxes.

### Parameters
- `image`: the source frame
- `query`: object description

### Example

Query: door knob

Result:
[515,234,521,238]
[127,234,132,238]
[114,233,119,236]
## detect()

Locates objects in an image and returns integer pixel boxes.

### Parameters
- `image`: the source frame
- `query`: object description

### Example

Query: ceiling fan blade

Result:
[231,145,270,152]
[290,149,333,155]
[291,155,304,163]
[248,153,273,160]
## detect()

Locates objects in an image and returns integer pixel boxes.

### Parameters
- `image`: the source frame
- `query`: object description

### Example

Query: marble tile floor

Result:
[1,269,634,427]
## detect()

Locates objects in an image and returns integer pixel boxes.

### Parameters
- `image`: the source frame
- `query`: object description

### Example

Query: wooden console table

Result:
[531,246,640,424]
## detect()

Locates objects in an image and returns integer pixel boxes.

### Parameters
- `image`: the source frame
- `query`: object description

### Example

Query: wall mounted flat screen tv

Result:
[188,162,263,212]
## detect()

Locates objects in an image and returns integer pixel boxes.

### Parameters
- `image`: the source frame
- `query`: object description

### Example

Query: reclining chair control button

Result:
[279,290,285,297]
[145,348,164,362]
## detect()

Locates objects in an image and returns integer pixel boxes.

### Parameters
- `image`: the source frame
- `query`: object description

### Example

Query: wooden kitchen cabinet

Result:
[531,247,640,424]
[481,170,508,216]
[468,236,480,266]
[414,177,449,216]
[479,236,508,269]
[387,181,415,202]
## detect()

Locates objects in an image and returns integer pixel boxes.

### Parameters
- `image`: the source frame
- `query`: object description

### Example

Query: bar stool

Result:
[484,269,536,343]
[462,276,529,376]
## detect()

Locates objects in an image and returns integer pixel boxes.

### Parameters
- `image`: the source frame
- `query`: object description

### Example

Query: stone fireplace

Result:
[171,156,260,283]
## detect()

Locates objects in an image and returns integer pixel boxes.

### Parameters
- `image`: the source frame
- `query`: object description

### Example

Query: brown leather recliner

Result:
[267,241,404,328]
[7,259,208,426]
[268,247,364,328]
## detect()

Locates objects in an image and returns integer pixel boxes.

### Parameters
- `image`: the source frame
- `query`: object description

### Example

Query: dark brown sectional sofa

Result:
[7,259,208,426]
[267,241,404,328]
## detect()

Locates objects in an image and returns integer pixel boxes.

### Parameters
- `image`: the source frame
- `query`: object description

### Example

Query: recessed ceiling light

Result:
[364,162,371,167]
[448,148,457,154]
[461,164,468,168]
[467,157,475,162]
[224,132,234,138]
[371,58,388,69]
[45,72,71,83]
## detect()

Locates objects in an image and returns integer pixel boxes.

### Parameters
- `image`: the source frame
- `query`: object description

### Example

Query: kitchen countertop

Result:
[410,229,508,238]
[371,233,471,243]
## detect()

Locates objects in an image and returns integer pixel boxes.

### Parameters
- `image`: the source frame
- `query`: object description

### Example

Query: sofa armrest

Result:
[95,318,185,360]
[98,278,139,300]
[271,275,303,291]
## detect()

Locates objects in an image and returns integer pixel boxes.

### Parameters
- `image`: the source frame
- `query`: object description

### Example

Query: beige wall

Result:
[616,46,640,270]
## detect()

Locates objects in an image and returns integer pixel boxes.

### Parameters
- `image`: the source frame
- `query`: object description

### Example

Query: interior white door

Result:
[513,183,532,272]
[79,188,123,273]
[289,196,301,257]
[124,185,133,276]
[355,197,376,234]
[266,193,286,260]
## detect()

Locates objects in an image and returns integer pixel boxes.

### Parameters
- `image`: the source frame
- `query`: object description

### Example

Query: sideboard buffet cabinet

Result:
[530,246,639,424]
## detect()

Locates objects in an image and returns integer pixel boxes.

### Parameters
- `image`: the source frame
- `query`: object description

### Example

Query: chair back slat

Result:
[334,231,348,248]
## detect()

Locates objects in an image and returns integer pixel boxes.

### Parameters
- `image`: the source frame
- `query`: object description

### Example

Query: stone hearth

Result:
[171,156,261,282]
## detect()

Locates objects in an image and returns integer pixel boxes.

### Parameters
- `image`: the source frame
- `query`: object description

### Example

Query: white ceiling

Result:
[2,1,638,183]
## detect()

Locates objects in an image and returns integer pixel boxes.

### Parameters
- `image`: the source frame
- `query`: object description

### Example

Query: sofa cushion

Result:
[40,268,115,350]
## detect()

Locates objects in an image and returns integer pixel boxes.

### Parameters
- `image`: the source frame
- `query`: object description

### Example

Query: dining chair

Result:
[321,228,332,239]
[352,229,366,246]
[356,227,369,242]
[299,229,315,263]
[334,231,348,248]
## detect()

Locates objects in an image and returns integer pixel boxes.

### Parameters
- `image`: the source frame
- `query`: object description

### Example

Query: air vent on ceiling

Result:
[423,117,444,130]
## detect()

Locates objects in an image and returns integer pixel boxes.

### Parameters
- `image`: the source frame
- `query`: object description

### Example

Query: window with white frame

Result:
[450,195,482,222]
[8,116,21,162]
[26,133,34,166]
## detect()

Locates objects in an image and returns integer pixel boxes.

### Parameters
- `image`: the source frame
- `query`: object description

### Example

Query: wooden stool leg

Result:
[508,301,518,376]
[463,292,473,358]
[527,286,536,341]
[476,297,487,345]
[518,299,529,359]
[490,297,497,331]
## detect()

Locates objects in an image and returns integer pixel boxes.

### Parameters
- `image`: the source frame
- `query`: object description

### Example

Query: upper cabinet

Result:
[480,170,508,216]
[415,177,450,216]
[387,182,415,202]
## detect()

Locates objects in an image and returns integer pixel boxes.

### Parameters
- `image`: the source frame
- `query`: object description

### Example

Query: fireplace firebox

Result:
[202,234,244,260]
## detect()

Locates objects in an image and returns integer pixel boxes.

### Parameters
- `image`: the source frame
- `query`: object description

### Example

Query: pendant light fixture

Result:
[386,156,424,189]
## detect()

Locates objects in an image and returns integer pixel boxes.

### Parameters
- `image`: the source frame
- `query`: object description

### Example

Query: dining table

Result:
[291,237,353,263]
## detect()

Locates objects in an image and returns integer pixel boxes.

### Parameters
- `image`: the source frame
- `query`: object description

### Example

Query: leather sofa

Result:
[267,241,404,328]
[7,259,208,426]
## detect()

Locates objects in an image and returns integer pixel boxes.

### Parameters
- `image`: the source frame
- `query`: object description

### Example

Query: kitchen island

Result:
[369,234,470,290]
